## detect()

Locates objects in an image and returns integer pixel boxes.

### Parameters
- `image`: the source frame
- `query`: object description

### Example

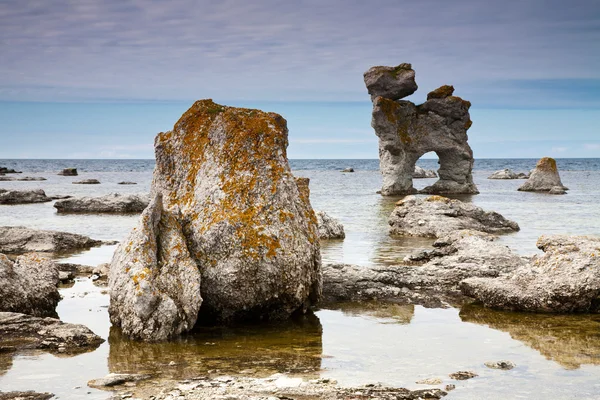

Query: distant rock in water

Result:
[364,64,477,195]
[413,166,437,179]
[549,186,567,195]
[461,235,600,313]
[0,226,105,255]
[109,100,321,341]
[118,181,137,185]
[518,157,568,193]
[316,211,345,239]
[0,176,46,181]
[0,167,21,174]
[58,168,78,176]
[487,169,520,179]
[54,193,149,214]
[0,189,52,204]
[73,179,100,184]
[388,195,519,238]
[0,253,60,317]
[341,167,354,173]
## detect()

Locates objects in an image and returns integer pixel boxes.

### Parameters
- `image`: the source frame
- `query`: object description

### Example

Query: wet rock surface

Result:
[72,179,100,184]
[316,211,345,239]
[413,166,437,179]
[461,235,600,313]
[0,391,54,400]
[365,64,477,196]
[57,168,77,176]
[518,157,567,192]
[388,196,519,238]
[54,193,149,214]
[0,226,105,255]
[0,253,60,317]
[0,189,52,205]
[88,373,151,388]
[110,100,321,340]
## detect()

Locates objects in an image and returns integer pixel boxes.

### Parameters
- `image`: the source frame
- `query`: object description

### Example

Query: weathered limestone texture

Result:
[110,100,321,340]
[54,193,149,213]
[364,64,478,195]
[518,157,567,192]
[0,189,51,204]
[413,166,437,178]
[461,235,600,313]
[0,226,105,255]
[316,211,345,239]
[0,253,60,317]
[388,195,519,238]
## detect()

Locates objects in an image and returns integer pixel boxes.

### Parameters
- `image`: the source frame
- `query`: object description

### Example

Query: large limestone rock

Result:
[0,226,105,254]
[54,193,149,213]
[0,253,60,317]
[461,235,600,313]
[388,195,519,238]
[0,189,51,204]
[518,157,567,192]
[316,211,345,240]
[110,100,321,340]
[364,64,478,196]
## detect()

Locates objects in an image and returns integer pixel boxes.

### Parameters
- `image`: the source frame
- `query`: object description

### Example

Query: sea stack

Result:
[109,100,322,341]
[364,65,478,195]
[518,157,568,193]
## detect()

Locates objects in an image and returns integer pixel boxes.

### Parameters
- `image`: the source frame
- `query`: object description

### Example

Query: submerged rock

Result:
[118,181,137,185]
[72,179,100,184]
[110,100,321,340]
[0,167,21,174]
[461,235,600,313]
[388,196,519,238]
[88,373,151,389]
[518,157,567,192]
[0,189,52,204]
[364,64,477,196]
[487,169,519,179]
[0,226,104,254]
[0,253,60,317]
[57,168,78,176]
[54,193,149,214]
[316,211,345,240]
[413,166,437,179]
[0,391,54,400]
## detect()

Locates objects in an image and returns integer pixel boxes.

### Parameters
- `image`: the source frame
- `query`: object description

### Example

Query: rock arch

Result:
[364,64,478,195]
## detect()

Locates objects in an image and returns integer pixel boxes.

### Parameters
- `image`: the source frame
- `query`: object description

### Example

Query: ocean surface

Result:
[1,158,600,399]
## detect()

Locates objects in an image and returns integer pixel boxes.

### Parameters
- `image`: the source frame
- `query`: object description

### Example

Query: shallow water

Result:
[1,158,600,399]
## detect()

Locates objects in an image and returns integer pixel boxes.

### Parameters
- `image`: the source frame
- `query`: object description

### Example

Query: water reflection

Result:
[322,301,415,324]
[460,304,600,369]
[108,313,323,379]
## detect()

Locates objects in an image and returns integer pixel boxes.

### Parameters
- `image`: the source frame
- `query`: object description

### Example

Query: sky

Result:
[0,0,599,159]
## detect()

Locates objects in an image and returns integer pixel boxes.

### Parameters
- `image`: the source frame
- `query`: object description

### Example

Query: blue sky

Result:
[0,0,599,159]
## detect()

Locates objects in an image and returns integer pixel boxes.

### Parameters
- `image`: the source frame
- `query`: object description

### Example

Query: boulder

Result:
[109,100,321,340]
[0,226,104,254]
[316,211,345,240]
[518,157,567,192]
[0,253,60,317]
[0,167,21,174]
[364,63,418,101]
[413,166,437,179]
[487,169,519,179]
[73,179,100,184]
[341,167,354,173]
[57,168,78,176]
[0,189,52,204]
[322,230,525,307]
[461,235,600,313]
[365,64,478,196]
[388,195,519,238]
[54,193,149,214]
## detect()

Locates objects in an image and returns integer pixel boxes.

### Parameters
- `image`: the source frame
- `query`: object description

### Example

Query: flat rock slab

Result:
[72,179,100,184]
[0,177,47,182]
[0,226,105,255]
[0,189,51,205]
[88,373,151,389]
[449,371,478,380]
[0,392,54,400]
[54,193,149,213]
[389,195,519,238]
[484,361,516,370]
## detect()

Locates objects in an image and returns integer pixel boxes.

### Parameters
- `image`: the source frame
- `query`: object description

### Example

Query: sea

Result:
[1,158,599,399]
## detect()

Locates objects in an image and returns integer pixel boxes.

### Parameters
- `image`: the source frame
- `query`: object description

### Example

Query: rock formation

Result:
[58,168,78,176]
[109,100,321,340]
[0,167,21,174]
[518,157,567,192]
[0,253,60,317]
[316,211,345,239]
[487,169,528,179]
[413,166,437,179]
[54,193,149,213]
[0,176,46,181]
[364,64,478,195]
[0,226,105,254]
[388,195,519,238]
[73,179,100,184]
[0,189,52,204]
[461,235,600,313]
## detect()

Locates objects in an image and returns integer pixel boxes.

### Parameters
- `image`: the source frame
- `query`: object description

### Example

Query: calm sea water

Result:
[1,158,600,399]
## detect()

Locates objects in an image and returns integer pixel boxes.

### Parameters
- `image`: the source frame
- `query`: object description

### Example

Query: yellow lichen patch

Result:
[464,120,473,130]
[536,157,558,173]
[425,195,451,203]
[448,96,471,109]
[378,97,400,125]
[427,85,454,99]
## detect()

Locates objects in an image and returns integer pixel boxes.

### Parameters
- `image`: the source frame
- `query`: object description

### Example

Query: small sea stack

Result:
[518,157,568,193]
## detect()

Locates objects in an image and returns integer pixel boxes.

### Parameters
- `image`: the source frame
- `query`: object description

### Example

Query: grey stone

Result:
[415,378,442,385]
[518,157,567,192]
[0,189,52,204]
[54,193,149,213]
[57,168,78,176]
[413,166,437,179]
[317,211,345,239]
[341,167,354,173]
[363,63,418,101]
[549,186,567,195]
[461,235,600,312]
[0,168,21,174]
[0,253,60,317]
[0,226,104,255]
[0,391,54,400]
[484,360,515,370]
[449,371,477,380]
[88,373,151,389]
[0,177,46,182]
[388,195,519,238]
[118,181,137,185]
[364,66,478,195]
[488,169,519,179]
[72,179,100,184]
